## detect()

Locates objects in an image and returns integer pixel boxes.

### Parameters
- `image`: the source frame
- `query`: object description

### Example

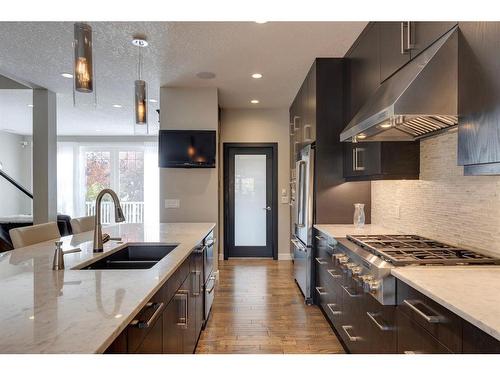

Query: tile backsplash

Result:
[371,129,500,256]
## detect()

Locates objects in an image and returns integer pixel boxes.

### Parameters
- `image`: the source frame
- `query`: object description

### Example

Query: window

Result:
[57,142,158,225]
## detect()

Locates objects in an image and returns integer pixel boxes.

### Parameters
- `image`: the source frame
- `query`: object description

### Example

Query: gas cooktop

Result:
[346,234,500,266]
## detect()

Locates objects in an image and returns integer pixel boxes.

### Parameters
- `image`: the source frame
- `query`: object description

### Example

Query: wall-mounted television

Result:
[159,130,216,168]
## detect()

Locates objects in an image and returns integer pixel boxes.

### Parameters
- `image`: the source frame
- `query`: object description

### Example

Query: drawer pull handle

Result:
[341,285,359,298]
[327,303,341,315]
[206,275,216,294]
[327,243,337,250]
[366,312,392,331]
[315,257,327,265]
[341,325,360,342]
[315,235,324,241]
[315,286,328,296]
[129,302,165,329]
[403,299,443,323]
[327,269,342,279]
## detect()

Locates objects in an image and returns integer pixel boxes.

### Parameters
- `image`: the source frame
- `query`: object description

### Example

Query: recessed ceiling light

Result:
[27,104,33,108]
[149,99,158,103]
[196,72,216,79]
[61,73,73,79]
[357,134,367,139]
[251,73,263,79]
[379,123,392,129]
[112,104,122,108]
[255,21,268,24]
[250,99,260,104]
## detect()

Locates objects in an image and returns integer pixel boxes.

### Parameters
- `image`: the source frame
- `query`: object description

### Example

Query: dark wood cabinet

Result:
[410,22,457,58]
[343,141,420,181]
[379,22,411,82]
[347,23,380,119]
[397,311,451,354]
[289,59,372,226]
[105,232,211,354]
[462,321,500,354]
[458,22,500,175]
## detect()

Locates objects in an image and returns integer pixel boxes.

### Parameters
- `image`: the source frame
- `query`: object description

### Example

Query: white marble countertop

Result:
[314,224,401,239]
[392,266,500,341]
[0,222,215,354]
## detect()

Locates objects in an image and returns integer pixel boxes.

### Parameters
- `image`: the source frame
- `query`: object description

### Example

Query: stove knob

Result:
[365,280,380,293]
[351,266,362,277]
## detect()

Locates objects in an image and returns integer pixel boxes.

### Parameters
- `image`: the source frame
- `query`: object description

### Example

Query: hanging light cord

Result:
[137,47,143,80]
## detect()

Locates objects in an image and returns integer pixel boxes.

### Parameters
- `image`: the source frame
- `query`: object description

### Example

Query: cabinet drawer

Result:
[339,279,365,353]
[397,311,451,354]
[127,290,166,353]
[362,295,397,353]
[397,280,461,352]
[462,321,500,354]
[316,265,343,325]
[163,255,191,304]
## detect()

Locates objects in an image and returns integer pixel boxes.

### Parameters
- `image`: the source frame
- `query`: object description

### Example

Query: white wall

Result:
[0,131,32,216]
[220,108,290,259]
[159,87,219,254]
[372,129,500,256]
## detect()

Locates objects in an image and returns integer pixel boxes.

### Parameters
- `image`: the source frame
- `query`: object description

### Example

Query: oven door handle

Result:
[290,238,306,252]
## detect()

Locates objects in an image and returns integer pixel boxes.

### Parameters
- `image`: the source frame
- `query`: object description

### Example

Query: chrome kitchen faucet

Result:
[93,189,126,253]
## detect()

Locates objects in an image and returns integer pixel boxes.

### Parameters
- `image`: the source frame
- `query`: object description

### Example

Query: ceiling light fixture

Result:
[255,21,268,24]
[61,73,73,79]
[112,104,122,108]
[357,133,367,140]
[251,73,263,79]
[132,37,148,126]
[73,23,93,93]
[250,99,260,104]
[148,99,158,103]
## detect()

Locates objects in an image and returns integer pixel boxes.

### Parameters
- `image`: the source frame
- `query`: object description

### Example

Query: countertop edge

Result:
[391,269,500,342]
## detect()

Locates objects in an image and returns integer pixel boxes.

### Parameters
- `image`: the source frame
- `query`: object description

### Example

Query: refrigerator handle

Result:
[296,160,306,228]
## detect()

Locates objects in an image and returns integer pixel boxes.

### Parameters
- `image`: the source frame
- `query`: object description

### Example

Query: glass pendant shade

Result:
[74,23,93,93]
[135,80,147,124]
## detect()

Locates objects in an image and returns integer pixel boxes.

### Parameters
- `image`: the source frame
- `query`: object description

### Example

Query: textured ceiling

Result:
[0,22,366,135]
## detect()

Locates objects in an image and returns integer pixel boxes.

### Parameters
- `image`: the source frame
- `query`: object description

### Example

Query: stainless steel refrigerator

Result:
[291,144,314,304]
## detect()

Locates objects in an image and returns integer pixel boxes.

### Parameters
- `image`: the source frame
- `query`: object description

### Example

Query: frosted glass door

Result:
[234,154,267,246]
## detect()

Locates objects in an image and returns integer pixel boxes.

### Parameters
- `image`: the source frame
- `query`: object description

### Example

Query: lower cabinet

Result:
[106,243,206,354]
[314,229,500,354]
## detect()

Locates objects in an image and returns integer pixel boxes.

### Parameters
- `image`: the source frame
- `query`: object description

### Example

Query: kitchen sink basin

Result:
[80,243,178,270]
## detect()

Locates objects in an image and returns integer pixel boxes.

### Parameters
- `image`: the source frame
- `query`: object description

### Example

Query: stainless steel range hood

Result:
[340,26,458,142]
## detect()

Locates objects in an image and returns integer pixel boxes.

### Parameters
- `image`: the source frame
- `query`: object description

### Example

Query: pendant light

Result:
[132,37,148,126]
[73,23,93,93]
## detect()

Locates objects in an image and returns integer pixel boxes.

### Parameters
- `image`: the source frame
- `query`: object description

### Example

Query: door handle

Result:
[262,206,271,211]
[403,300,443,323]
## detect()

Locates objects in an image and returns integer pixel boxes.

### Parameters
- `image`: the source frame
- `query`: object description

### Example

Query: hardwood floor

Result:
[196,259,345,354]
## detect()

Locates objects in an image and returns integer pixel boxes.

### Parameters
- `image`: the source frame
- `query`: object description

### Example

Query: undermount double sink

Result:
[79,243,179,270]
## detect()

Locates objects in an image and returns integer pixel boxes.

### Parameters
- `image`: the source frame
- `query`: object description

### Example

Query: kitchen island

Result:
[0,222,215,354]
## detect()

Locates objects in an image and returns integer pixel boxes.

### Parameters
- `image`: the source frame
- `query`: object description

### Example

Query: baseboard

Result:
[278,253,293,261]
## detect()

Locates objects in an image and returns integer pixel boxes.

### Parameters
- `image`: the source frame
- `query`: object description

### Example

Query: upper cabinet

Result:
[379,22,411,82]
[410,22,458,58]
[348,23,380,119]
[378,22,458,82]
[458,22,500,175]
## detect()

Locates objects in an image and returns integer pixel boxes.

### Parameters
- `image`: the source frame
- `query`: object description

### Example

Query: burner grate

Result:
[347,234,499,266]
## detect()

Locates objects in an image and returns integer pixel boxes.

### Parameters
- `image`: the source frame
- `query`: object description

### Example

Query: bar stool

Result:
[70,216,95,234]
[9,222,61,249]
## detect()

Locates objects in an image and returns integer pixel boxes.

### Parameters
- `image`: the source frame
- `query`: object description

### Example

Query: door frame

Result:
[223,143,278,260]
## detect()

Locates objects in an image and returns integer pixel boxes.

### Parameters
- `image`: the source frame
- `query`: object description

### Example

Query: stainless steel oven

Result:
[201,231,215,327]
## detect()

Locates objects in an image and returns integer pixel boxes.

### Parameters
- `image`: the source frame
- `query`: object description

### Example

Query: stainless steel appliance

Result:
[330,233,500,305]
[197,231,215,328]
[292,144,315,303]
[340,27,458,142]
